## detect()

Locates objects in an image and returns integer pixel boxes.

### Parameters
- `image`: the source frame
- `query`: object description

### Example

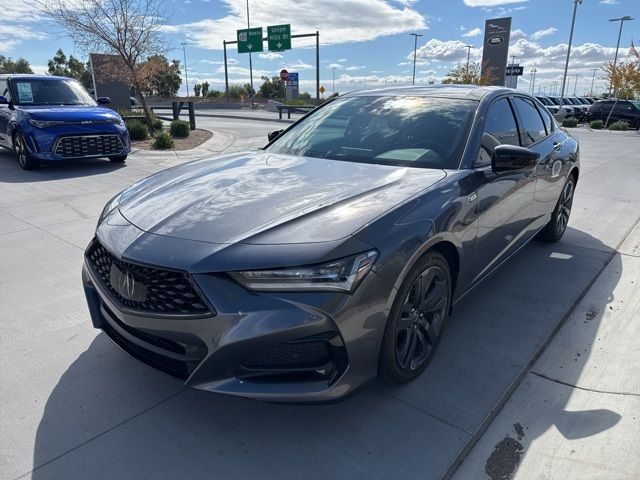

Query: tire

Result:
[13,133,39,170]
[538,174,576,243]
[109,155,127,163]
[379,251,452,384]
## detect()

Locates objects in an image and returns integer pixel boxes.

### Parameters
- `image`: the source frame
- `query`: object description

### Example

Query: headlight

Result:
[230,251,378,293]
[97,192,123,228]
[28,119,66,128]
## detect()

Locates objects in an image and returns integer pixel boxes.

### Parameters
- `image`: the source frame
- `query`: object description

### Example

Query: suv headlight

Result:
[28,119,66,128]
[230,251,378,293]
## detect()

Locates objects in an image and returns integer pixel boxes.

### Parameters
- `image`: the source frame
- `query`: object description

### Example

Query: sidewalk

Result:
[454,221,640,480]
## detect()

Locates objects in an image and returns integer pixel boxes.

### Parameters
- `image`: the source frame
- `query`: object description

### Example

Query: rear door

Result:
[471,96,536,282]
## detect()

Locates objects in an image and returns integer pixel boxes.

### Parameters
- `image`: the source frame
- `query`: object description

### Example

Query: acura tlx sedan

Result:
[82,85,579,402]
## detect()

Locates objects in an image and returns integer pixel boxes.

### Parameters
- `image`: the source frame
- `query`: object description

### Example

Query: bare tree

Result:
[36,0,170,132]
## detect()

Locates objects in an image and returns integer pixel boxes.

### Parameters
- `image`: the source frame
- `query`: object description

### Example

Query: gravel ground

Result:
[131,128,213,151]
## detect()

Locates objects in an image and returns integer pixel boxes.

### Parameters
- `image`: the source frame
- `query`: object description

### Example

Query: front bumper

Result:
[82,233,392,403]
[23,124,130,161]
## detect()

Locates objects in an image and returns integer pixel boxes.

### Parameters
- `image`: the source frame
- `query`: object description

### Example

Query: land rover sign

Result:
[480,17,511,86]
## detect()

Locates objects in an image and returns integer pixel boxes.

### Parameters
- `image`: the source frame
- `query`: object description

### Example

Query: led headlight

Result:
[230,251,378,293]
[28,119,66,128]
[96,191,123,228]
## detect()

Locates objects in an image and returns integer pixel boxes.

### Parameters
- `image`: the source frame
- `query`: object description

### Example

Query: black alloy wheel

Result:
[14,133,39,170]
[539,175,575,242]
[380,251,451,384]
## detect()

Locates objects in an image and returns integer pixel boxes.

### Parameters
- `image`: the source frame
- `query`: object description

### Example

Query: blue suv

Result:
[0,74,130,170]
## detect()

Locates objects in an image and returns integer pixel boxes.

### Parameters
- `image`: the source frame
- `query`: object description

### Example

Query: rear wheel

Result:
[109,155,127,163]
[379,251,451,384]
[14,133,39,170]
[539,175,575,242]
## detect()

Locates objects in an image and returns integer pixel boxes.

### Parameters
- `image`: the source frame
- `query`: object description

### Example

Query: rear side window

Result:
[537,102,553,134]
[477,98,520,166]
[0,79,8,99]
[512,97,547,146]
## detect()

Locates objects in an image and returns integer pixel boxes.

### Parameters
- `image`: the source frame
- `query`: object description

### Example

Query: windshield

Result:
[266,96,477,169]
[547,97,560,105]
[537,97,552,106]
[630,100,640,110]
[9,78,96,106]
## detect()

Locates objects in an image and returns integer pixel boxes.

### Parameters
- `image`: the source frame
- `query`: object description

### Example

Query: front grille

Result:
[54,135,124,158]
[86,239,212,317]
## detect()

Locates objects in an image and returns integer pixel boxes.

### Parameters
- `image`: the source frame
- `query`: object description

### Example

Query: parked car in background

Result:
[587,99,640,129]
[536,96,560,115]
[0,74,130,170]
[566,97,588,120]
[547,96,575,117]
[83,85,580,402]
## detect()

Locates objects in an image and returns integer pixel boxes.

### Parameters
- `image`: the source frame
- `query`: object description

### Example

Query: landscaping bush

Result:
[609,120,629,131]
[125,120,149,140]
[153,131,175,150]
[562,117,578,128]
[170,120,190,138]
[589,119,604,129]
[152,117,164,132]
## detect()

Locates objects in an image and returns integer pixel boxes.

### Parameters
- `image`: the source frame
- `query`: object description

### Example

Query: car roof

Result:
[342,84,517,101]
[0,74,73,81]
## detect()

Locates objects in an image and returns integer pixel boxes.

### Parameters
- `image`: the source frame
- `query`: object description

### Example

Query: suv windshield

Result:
[9,78,96,106]
[266,96,477,169]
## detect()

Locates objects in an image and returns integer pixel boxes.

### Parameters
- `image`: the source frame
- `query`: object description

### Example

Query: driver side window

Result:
[476,98,519,167]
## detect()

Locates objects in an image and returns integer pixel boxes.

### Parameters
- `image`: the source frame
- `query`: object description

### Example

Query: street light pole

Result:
[530,67,537,94]
[465,45,473,72]
[410,33,423,85]
[559,0,582,115]
[589,68,598,96]
[246,0,254,107]
[332,67,336,94]
[608,16,634,94]
[181,42,189,97]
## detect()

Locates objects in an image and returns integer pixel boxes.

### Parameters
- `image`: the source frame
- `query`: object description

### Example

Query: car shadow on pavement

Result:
[30,229,621,480]
[0,150,125,183]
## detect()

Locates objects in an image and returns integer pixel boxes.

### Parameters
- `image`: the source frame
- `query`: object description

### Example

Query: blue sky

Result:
[1,0,638,96]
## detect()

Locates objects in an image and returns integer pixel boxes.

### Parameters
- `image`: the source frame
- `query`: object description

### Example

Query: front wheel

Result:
[109,155,127,163]
[14,133,39,170]
[539,175,575,242]
[379,251,451,384]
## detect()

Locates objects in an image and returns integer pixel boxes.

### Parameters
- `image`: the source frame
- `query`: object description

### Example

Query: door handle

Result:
[553,142,562,152]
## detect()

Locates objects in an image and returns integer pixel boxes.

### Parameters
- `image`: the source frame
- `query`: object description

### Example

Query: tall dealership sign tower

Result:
[480,17,512,86]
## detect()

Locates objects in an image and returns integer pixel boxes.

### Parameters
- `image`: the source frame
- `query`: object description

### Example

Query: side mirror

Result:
[268,129,283,142]
[0,95,8,105]
[492,144,539,173]
[96,97,111,105]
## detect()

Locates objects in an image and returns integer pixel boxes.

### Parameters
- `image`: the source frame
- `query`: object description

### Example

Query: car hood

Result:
[19,105,122,123]
[117,150,447,245]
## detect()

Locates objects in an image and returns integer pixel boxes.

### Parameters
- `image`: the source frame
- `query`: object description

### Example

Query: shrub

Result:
[153,131,175,150]
[562,117,578,128]
[152,118,164,132]
[125,120,149,140]
[609,120,629,131]
[170,120,190,138]
[589,119,604,129]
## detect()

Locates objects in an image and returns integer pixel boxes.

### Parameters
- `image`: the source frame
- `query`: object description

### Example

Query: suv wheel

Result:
[14,133,39,170]
[109,155,127,163]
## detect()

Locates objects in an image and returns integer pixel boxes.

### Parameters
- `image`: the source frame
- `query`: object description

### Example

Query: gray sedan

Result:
[82,85,579,402]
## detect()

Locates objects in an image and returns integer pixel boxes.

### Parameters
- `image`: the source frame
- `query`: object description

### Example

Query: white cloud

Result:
[338,59,347,63]
[599,0,618,4]
[530,27,557,41]
[328,63,343,69]
[413,39,482,63]
[510,29,526,41]
[258,52,283,60]
[462,28,482,38]
[345,65,365,71]
[463,0,527,6]
[286,60,314,70]
[167,0,426,50]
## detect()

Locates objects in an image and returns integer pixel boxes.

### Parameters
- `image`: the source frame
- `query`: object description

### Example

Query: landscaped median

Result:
[121,110,213,151]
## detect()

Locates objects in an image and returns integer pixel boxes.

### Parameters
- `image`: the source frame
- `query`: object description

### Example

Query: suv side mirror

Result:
[96,97,111,105]
[492,145,539,173]
[0,95,8,105]
[268,130,283,142]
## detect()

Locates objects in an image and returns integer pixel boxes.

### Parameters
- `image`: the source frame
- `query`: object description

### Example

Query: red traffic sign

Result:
[280,69,289,81]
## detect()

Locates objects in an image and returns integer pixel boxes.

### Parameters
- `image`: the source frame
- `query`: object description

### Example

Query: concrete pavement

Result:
[0,123,638,480]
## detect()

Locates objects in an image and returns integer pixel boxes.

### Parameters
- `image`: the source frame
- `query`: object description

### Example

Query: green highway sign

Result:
[267,24,291,52]
[237,27,263,53]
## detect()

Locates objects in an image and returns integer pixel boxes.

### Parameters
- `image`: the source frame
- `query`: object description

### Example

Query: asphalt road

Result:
[0,123,638,480]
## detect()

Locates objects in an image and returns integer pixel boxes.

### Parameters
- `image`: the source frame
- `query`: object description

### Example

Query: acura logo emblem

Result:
[118,270,136,299]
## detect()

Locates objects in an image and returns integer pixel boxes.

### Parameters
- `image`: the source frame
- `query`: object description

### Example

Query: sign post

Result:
[505,64,523,88]
[268,24,291,52]
[237,27,264,53]
[480,17,512,86]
